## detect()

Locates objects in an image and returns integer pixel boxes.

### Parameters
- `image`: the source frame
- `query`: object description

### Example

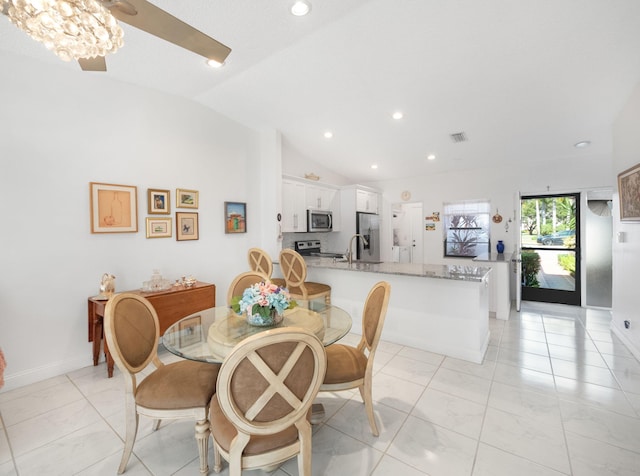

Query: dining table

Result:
[162,300,352,424]
[162,300,352,364]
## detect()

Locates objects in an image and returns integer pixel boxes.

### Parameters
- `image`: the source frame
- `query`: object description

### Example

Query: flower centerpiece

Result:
[230,280,297,327]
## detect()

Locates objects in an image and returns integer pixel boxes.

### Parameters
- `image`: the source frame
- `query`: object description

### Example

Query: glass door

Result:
[520,193,581,306]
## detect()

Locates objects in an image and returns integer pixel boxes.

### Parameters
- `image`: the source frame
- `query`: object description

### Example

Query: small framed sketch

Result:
[146,217,172,238]
[176,188,199,209]
[147,188,170,214]
[225,201,247,234]
[90,182,138,233]
[179,314,202,347]
[176,212,199,241]
[618,163,640,221]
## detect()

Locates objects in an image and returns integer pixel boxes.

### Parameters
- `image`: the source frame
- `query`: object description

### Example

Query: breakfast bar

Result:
[277,258,492,363]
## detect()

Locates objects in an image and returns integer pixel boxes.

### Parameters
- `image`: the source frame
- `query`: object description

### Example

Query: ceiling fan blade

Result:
[105,0,231,64]
[78,56,107,71]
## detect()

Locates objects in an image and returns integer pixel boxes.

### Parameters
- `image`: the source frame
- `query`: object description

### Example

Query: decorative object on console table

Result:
[617,162,640,221]
[176,212,199,241]
[147,188,171,214]
[496,240,505,254]
[224,201,247,234]
[89,182,138,233]
[87,281,216,377]
[176,189,199,209]
[98,273,115,299]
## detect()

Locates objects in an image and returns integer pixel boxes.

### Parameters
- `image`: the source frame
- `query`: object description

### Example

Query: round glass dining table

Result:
[162,300,352,363]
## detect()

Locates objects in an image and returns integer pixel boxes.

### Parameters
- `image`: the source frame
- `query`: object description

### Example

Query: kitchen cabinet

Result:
[305,185,336,211]
[356,188,378,213]
[282,180,307,232]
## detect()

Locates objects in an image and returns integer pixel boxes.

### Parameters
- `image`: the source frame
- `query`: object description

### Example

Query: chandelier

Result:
[1,0,124,62]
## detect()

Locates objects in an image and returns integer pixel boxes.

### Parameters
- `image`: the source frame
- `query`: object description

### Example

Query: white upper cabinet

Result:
[282,180,307,232]
[305,185,336,210]
[356,188,379,214]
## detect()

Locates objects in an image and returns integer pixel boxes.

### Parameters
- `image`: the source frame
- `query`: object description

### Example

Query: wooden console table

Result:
[88,281,216,377]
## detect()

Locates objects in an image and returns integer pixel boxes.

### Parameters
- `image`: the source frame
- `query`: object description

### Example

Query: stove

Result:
[294,240,344,258]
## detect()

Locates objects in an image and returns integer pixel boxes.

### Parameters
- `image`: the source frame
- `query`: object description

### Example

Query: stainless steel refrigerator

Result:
[356,212,381,262]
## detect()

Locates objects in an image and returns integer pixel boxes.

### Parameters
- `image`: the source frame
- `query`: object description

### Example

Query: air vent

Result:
[450,132,468,143]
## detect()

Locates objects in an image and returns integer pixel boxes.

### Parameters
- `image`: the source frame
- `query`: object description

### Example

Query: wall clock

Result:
[401,190,411,201]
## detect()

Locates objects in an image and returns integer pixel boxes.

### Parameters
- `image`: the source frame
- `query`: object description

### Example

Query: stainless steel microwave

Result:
[307,209,333,232]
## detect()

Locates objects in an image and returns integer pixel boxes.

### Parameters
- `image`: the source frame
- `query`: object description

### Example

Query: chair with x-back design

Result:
[210,327,326,476]
[248,247,286,287]
[279,249,331,306]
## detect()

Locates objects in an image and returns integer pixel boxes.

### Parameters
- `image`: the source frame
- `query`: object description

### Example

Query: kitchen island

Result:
[275,257,492,363]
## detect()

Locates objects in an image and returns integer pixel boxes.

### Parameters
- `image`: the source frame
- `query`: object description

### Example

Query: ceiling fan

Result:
[1,0,232,72]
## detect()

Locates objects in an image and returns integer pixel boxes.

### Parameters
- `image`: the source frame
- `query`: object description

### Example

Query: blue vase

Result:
[496,240,505,254]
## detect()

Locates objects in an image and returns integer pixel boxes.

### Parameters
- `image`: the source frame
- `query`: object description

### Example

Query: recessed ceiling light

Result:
[371,164,378,169]
[574,140,591,148]
[392,111,403,120]
[291,1,311,16]
[206,59,225,68]
[427,154,436,161]
[324,131,333,139]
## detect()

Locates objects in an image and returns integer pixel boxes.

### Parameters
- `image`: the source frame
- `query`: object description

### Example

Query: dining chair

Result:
[319,281,391,436]
[247,247,286,287]
[279,249,331,305]
[226,271,269,306]
[210,327,327,476]
[104,293,220,475]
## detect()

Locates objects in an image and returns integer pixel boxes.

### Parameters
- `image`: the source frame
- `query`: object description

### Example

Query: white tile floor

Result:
[2,301,640,475]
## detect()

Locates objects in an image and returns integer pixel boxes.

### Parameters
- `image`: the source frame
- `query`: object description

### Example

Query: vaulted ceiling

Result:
[3,0,640,182]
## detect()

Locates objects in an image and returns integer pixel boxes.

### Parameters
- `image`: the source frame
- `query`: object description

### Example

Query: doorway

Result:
[520,193,581,306]
[391,202,423,263]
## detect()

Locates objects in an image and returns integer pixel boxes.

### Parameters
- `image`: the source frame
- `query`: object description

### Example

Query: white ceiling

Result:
[3,0,640,183]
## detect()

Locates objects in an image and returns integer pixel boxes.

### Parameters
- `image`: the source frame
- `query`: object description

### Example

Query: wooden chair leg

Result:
[195,419,210,474]
[360,380,379,437]
[213,443,222,473]
[118,407,139,474]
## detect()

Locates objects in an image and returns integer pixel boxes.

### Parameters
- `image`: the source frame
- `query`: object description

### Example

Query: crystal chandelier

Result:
[1,0,124,62]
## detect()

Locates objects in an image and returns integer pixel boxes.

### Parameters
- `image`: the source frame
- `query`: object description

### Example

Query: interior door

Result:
[520,193,581,306]
[409,203,424,263]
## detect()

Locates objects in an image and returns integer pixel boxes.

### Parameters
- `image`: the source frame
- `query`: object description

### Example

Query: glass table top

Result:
[162,300,352,363]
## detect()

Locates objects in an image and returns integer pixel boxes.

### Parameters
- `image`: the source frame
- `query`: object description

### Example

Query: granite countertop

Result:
[302,257,492,282]
[473,252,509,263]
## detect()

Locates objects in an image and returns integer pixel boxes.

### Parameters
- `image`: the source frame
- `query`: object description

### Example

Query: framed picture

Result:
[618,163,640,221]
[225,201,247,234]
[179,315,202,347]
[145,217,172,238]
[147,188,170,214]
[176,212,199,240]
[176,189,199,209]
[90,182,138,233]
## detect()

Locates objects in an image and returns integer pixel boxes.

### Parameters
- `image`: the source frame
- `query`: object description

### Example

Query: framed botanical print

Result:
[147,188,170,214]
[225,201,246,234]
[176,212,199,241]
[90,182,138,233]
[176,189,199,209]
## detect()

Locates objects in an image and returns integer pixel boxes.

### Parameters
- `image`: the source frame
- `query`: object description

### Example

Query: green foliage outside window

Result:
[522,250,541,287]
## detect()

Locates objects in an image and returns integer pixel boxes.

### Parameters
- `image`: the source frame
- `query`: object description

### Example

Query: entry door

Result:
[409,203,424,263]
[520,193,581,306]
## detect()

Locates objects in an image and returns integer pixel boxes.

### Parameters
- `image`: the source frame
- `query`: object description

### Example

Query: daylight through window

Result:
[443,200,490,257]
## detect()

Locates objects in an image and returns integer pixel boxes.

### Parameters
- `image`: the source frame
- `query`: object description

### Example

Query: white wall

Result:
[0,52,273,390]
[612,81,640,360]
[370,156,613,264]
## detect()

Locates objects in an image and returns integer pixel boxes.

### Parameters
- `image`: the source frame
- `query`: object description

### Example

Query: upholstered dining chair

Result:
[104,293,220,475]
[210,327,327,476]
[247,247,286,287]
[319,281,391,436]
[226,271,269,306]
[279,249,331,305]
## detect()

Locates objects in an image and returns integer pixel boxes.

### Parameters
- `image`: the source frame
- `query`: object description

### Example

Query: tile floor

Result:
[2,301,640,476]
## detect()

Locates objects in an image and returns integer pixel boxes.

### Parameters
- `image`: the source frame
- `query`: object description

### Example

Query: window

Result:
[443,200,490,257]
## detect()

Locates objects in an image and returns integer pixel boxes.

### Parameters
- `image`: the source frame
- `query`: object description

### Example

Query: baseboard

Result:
[1,354,90,393]
[610,321,640,362]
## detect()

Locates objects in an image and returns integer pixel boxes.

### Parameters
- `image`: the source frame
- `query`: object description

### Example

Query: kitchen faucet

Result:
[348,234,369,264]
